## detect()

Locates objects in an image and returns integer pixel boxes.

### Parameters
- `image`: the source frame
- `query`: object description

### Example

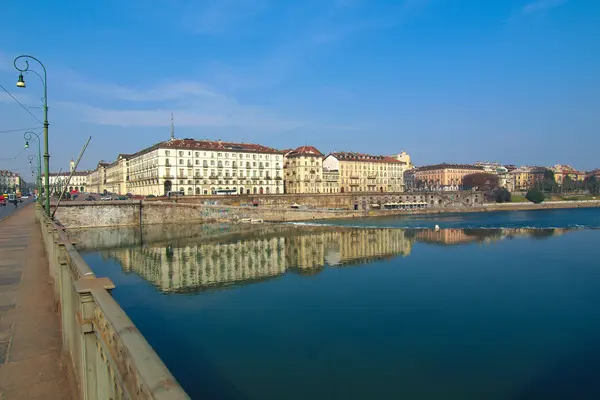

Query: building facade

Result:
[104,155,130,195]
[395,151,413,169]
[0,170,21,193]
[125,139,284,196]
[283,146,324,194]
[322,152,404,193]
[403,168,417,191]
[507,166,546,191]
[550,164,586,185]
[87,162,109,194]
[323,168,340,194]
[414,163,484,191]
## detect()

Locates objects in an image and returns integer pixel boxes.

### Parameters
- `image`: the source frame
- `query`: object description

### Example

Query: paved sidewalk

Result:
[0,206,75,399]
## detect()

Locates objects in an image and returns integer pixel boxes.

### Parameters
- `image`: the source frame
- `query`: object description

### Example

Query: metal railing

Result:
[37,206,189,400]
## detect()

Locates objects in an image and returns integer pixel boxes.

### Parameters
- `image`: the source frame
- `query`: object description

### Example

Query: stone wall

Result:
[161,191,484,209]
[53,197,600,229]
[52,201,356,228]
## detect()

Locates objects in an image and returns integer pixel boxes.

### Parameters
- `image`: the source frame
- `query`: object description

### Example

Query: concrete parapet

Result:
[36,206,189,399]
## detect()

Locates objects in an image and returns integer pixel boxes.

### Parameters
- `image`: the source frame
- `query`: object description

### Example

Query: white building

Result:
[126,139,285,196]
[44,160,90,194]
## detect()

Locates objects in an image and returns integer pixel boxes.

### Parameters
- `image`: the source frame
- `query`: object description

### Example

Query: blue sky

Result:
[1,0,599,179]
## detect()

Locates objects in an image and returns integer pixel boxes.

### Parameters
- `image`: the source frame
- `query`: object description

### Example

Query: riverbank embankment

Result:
[49,199,600,228]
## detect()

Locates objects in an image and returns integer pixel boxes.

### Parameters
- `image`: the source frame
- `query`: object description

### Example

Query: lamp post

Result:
[25,133,42,203]
[14,55,50,214]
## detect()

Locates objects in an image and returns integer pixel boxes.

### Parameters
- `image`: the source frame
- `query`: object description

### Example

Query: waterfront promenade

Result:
[0,205,75,399]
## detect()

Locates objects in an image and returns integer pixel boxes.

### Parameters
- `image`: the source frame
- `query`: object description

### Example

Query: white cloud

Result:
[178,0,271,36]
[520,0,568,16]
[74,80,220,102]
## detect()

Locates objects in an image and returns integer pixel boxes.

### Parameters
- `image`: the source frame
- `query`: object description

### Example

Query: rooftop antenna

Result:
[170,112,175,141]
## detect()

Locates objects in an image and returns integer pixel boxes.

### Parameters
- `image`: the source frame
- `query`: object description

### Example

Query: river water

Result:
[81,208,600,400]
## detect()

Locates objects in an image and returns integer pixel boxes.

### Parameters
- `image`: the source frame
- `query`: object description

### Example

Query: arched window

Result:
[195,187,201,195]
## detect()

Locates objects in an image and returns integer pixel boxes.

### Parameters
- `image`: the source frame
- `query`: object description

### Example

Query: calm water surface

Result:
[82,208,600,400]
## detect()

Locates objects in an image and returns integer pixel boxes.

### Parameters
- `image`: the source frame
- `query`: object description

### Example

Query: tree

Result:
[526,189,545,204]
[462,173,499,191]
[584,175,599,195]
[543,169,556,183]
[495,188,512,203]
[562,175,574,193]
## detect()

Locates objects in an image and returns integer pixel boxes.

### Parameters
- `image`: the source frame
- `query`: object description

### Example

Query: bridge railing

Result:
[36,206,189,400]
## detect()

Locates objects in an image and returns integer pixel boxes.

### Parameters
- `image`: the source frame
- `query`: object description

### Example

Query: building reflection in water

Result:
[97,226,568,293]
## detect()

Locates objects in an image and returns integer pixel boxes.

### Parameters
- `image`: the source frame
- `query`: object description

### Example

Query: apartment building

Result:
[125,139,284,196]
[0,170,21,192]
[322,152,404,193]
[550,164,586,185]
[414,163,484,191]
[283,146,324,194]
[104,154,130,195]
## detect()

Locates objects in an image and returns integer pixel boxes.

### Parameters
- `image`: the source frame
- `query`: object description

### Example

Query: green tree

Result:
[526,189,545,204]
[584,175,599,195]
[562,175,574,193]
[495,188,511,203]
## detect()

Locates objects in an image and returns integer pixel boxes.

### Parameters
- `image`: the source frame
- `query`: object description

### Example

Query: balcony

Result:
[252,177,259,180]
[209,175,218,180]
[265,176,272,180]
[275,176,282,180]
[162,175,174,179]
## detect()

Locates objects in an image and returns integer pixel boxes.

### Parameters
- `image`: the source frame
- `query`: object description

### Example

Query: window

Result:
[165,150,170,156]
[179,151,184,156]
[179,159,183,165]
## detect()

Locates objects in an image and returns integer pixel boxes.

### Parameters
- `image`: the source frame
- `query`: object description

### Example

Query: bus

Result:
[212,188,237,195]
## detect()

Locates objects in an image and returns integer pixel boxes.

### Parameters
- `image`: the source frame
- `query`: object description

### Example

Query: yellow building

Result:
[395,151,413,169]
[508,166,546,191]
[550,164,586,185]
[414,163,484,191]
[323,168,340,193]
[104,154,130,195]
[86,161,109,194]
[283,146,324,194]
[323,152,404,193]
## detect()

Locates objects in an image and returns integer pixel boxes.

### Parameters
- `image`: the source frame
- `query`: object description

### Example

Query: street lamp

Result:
[14,55,50,215]
[25,132,42,203]
[28,154,41,200]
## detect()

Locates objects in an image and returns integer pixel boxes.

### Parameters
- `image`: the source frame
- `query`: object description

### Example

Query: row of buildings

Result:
[45,138,414,196]
[43,134,597,196]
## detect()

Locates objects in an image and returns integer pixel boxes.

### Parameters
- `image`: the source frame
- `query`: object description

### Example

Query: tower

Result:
[170,112,175,141]
[70,159,75,172]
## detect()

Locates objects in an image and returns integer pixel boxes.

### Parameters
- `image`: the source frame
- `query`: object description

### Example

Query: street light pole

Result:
[14,55,50,215]
[25,132,42,204]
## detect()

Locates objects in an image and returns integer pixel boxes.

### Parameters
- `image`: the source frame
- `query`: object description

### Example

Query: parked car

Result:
[146,194,156,198]
[100,196,112,201]
[116,195,128,200]
[85,196,96,201]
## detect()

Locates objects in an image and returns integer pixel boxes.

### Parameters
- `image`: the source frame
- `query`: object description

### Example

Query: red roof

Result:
[328,152,403,164]
[287,146,323,157]
[129,139,281,159]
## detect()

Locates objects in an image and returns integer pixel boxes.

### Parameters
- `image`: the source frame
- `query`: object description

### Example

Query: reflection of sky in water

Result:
[81,210,600,400]
[310,207,600,229]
